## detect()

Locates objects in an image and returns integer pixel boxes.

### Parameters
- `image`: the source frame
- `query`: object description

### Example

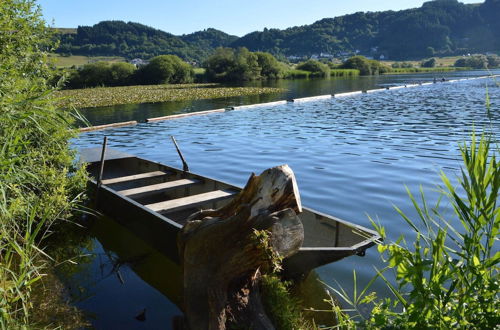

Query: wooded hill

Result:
[56,22,238,63]
[55,0,500,61]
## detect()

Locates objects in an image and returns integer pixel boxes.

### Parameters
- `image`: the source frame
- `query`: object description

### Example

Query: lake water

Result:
[69,72,499,328]
[80,70,496,125]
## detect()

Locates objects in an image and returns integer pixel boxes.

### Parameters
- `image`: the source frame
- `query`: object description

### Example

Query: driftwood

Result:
[178,165,304,330]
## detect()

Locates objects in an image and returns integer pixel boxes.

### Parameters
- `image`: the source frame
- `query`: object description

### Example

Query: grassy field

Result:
[55,84,286,108]
[49,54,126,67]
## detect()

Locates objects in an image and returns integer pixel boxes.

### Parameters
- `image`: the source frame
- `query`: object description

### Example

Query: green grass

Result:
[55,84,286,108]
[49,54,126,68]
[331,69,360,77]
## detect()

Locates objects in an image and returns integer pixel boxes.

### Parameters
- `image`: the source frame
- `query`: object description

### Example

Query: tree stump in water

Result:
[178,165,304,330]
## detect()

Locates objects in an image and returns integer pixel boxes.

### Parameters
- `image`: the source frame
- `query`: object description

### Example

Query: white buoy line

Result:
[79,74,499,131]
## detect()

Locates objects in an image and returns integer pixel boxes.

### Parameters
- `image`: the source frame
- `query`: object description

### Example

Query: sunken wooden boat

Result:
[81,147,380,279]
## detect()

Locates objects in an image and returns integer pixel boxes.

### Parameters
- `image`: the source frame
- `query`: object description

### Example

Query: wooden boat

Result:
[81,147,380,279]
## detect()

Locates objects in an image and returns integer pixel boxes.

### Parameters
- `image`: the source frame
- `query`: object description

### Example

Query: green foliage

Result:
[65,61,136,88]
[255,52,284,79]
[232,1,499,60]
[137,55,194,84]
[329,133,500,328]
[203,47,282,82]
[52,2,500,61]
[391,62,414,69]
[55,21,238,62]
[421,57,437,68]
[296,60,330,78]
[341,56,391,75]
[0,0,86,326]
[261,275,314,330]
[454,54,498,69]
[330,69,360,77]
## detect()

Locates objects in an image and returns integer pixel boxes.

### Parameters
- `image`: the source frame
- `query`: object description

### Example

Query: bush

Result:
[137,55,194,84]
[454,54,489,69]
[420,57,437,68]
[255,51,284,79]
[204,47,283,82]
[341,56,391,75]
[296,59,330,77]
[65,61,137,88]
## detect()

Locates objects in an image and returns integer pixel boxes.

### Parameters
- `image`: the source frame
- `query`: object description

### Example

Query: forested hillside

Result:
[233,0,500,59]
[55,0,500,61]
[56,21,237,62]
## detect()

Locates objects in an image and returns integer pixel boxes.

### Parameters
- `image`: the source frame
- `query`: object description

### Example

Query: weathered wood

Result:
[146,189,237,214]
[117,178,201,199]
[101,170,170,185]
[178,165,304,330]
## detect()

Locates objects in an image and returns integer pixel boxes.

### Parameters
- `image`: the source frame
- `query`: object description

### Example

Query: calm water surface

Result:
[70,73,499,328]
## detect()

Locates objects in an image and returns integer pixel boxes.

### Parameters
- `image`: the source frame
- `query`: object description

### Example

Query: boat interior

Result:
[87,156,375,250]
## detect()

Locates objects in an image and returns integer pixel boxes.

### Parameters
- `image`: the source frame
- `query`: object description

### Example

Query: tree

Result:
[137,55,194,84]
[203,47,280,82]
[296,60,330,77]
[341,56,373,75]
[421,58,437,68]
[255,52,284,79]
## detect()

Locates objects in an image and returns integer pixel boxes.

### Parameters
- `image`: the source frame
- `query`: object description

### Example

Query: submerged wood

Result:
[178,165,304,329]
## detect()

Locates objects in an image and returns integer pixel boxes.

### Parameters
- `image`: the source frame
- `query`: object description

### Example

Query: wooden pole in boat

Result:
[97,136,108,189]
[171,136,189,172]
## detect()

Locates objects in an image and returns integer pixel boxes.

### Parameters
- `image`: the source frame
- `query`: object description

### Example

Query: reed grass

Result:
[330,69,360,77]
[1,1,87,327]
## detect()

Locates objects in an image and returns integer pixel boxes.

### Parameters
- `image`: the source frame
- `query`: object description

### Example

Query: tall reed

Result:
[0,0,87,327]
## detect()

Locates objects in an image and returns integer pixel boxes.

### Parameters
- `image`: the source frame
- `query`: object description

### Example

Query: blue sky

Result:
[37,0,482,37]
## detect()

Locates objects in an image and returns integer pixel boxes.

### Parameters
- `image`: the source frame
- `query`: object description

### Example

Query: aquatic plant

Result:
[55,84,286,109]
[326,133,499,328]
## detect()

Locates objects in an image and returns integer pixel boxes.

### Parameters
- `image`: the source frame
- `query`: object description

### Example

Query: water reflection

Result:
[60,216,182,329]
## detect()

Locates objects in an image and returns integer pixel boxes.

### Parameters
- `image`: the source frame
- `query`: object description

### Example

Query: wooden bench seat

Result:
[102,170,170,185]
[118,178,201,199]
[145,189,237,214]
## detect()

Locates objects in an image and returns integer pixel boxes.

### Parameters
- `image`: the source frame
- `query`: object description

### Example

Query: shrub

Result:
[454,54,489,69]
[296,59,330,77]
[137,55,194,84]
[420,57,437,67]
[203,47,283,82]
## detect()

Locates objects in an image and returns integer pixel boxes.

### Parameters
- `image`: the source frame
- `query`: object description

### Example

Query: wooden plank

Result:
[102,170,170,185]
[118,178,201,199]
[146,109,226,122]
[146,189,236,213]
[79,121,137,132]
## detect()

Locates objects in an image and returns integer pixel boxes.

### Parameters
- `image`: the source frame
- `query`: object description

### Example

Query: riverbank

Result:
[55,84,286,109]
